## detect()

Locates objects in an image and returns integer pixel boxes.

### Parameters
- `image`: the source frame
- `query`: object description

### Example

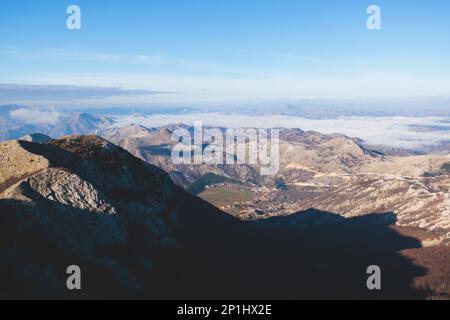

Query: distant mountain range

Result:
[99,124,450,246]
[0,105,113,141]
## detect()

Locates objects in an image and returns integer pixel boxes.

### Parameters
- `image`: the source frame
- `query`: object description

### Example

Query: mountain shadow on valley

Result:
[174,199,427,300]
[0,197,428,299]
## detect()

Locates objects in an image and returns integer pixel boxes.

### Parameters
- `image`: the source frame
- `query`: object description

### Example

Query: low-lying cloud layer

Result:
[9,108,62,126]
[114,113,450,150]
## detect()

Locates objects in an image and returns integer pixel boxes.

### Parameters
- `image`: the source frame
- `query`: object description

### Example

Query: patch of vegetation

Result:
[422,172,436,178]
[441,163,450,173]
[275,178,288,190]
[189,173,236,194]
[145,145,172,156]
[199,185,257,208]
[422,163,450,177]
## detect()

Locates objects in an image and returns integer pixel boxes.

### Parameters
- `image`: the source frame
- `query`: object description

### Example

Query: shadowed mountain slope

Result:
[0,136,435,299]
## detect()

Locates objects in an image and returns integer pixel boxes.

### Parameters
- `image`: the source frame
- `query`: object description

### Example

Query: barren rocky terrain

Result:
[0,129,449,299]
[99,124,450,245]
[96,123,450,298]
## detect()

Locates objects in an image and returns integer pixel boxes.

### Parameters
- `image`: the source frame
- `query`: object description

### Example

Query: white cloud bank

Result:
[113,113,450,150]
[10,108,61,126]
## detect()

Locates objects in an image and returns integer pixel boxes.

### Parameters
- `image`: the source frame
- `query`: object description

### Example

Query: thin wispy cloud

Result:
[2,46,450,104]
[0,48,258,77]
[0,84,171,101]
[228,49,331,64]
[17,71,450,102]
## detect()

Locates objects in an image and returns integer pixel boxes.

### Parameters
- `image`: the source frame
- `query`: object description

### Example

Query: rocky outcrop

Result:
[0,135,232,298]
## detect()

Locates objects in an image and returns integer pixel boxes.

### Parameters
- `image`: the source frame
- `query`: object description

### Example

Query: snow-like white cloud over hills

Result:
[113,113,450,150]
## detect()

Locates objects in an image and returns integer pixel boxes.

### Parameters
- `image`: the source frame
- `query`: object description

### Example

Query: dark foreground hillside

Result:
[0,136,440,299]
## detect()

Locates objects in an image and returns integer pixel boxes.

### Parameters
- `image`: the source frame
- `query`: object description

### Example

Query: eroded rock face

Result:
[27,169,117,215]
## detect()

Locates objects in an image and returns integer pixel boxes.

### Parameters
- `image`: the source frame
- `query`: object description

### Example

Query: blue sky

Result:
[1,0,450,106]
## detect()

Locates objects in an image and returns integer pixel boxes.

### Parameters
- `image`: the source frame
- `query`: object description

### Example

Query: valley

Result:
[98,123,450,246]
